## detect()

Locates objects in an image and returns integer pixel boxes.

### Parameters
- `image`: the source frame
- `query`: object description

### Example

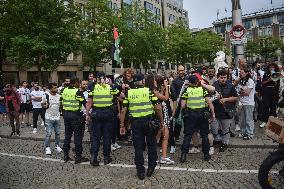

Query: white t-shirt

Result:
[17,87,31,103]
[31,90,45,109]
[238,78,255,106]
[42,92,60,120]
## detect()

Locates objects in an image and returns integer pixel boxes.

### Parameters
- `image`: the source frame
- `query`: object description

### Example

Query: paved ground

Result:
[0,118,283,188]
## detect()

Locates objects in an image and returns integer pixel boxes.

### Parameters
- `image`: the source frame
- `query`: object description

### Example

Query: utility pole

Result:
[232,0,245,67]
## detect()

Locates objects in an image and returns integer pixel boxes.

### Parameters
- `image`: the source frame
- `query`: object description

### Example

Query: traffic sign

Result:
[231,37,247,45]
[230,24,246,39]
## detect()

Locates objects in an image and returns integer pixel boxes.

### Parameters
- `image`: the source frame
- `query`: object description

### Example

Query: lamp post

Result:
[232,0,245,67]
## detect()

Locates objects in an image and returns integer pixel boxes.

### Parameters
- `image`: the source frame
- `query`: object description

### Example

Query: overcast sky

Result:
[183,0,284,29]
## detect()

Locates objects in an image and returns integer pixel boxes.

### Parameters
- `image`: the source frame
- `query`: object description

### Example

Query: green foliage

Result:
[4,0,79,83]
[78,0,113,71]
[245,36,284,61]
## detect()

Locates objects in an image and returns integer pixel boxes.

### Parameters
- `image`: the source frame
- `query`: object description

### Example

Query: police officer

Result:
[61,78,88,164]
[86,72,120,166]
[120,74,163,180]
[180,75,212,162]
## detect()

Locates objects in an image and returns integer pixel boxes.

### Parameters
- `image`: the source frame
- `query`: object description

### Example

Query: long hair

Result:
[155,75,164,92]
[145,74,156,91]
[240,68,252,86]
[266,63,280,74]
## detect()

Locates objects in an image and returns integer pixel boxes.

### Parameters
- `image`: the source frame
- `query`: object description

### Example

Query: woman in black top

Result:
[260,63,280,127]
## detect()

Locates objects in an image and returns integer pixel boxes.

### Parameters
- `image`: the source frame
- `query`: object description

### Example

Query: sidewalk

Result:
[0,118,278,148]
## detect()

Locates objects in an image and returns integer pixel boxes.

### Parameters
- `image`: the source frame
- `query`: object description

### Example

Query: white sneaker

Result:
[111,144,116,151]
[45,147,51,155]
[188,147,200,154]
[41,122,45,126]
[209,147,215,155]
[113,142,121,149]
[55,146,62,153]
[160,157,175,165]
[170,146,176,154]
[260,122,266,128]
[235,124,240,131]
[33,128,37,134]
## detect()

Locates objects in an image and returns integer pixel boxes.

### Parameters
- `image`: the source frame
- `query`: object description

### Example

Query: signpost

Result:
[230,24,247,45]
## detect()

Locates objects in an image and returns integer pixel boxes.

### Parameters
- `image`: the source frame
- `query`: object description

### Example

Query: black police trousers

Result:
[131,117,157,175]
[181,111,210,155]
[63,111,84,157]
[90,108,114,159]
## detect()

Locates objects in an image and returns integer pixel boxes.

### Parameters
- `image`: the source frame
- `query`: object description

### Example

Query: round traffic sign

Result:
[230,25,246,39]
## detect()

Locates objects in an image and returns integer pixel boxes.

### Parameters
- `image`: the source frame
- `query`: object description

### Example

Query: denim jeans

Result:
[240,105,255,137]
[44,119,61,148]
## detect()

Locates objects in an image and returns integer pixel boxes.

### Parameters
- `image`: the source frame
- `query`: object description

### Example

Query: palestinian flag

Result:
[113,27,121,65]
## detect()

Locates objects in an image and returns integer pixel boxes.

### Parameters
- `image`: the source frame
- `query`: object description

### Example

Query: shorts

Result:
[20,103,31,113]
[0,105,6,114]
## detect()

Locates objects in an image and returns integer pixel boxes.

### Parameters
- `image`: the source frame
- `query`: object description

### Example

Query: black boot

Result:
[64,153,72,162]
[219,143,228,152]
[180,153,187,163]
[137,172,145,180]
[75,156,89,164]
[204,154,211,161]
[104,157,112,165]
[90,155,99,166]
[146,167,155,177]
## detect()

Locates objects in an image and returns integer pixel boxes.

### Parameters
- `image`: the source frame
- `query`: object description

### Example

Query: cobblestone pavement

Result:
[0,138,284,189]
[0,117,278,148]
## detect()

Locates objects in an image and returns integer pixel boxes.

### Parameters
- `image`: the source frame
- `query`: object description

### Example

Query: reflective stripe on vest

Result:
[62,88,80,111]
[186,87,206,109]
[93,84,113,108]
[128,88,153,118]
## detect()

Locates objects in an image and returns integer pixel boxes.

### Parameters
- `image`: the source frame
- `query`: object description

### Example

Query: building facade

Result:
[213,6,284,63]
[2,0,189,85]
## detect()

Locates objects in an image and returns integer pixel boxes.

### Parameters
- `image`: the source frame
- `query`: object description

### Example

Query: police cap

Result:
[133,73,145,82]
[96,71,105,78]
[187,75,198,84]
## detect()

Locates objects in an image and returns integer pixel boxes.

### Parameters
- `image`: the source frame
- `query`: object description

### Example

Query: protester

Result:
[17,81,31,127]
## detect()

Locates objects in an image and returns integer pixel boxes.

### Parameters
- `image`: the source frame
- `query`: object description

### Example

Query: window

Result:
[243,20,253,29]
[259,27,272,36]
[144,2,153,11]
[257,17,273,27]
[280,26,284,36]
[278,15,284,24]
[215,25,226,34]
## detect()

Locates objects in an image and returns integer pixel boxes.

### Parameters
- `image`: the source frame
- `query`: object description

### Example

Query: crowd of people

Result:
[0,58,283,179]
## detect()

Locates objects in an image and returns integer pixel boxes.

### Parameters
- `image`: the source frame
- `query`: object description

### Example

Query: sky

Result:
[183,0,284,29]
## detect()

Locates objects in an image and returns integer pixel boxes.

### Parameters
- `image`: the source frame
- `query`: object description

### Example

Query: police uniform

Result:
[123,80,159,179]
[180,75,211,162]
[89,82,120,166]
[61,86,86,163]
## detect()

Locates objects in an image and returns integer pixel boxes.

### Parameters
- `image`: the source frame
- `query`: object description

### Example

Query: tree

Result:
[5,0,79,84]
[114,2,167,70]
[78,0,114,72]
[165,20,193,66]
[245,36,284,61]
[193,31,225,64]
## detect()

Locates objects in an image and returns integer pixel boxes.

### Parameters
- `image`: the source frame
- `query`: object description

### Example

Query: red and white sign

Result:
[229,24,246,39]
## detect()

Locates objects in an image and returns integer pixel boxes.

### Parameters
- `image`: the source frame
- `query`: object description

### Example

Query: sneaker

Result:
[45,147,51,155]
[238,133,243,138]
[113,142,121,149]
[170,146,176,154]
[243,134,253,140]
[55,146,63,153]
[260,122,266,128]
[111,144,116,151]
[209,147,215,155]
[32,128,37,134]
[41,122,45,126]
[235,124,240,131]
[188,147,200,154]
[160,157,175,165]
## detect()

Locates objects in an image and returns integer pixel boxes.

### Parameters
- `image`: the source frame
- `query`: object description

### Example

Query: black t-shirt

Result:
[212,81,238,119]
